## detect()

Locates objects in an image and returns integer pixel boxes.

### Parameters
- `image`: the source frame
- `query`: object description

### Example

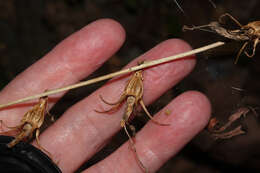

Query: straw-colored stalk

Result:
[0,41,225,109]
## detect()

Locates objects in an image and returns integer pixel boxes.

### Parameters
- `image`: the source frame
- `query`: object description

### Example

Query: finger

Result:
[0,19,125,127]
[37,39,196,172]
[86,91,211,173]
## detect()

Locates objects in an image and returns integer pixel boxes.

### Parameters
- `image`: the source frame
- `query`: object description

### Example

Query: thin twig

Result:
[173,0,185,14]
[208,0,217,9]
[0,41,225,109]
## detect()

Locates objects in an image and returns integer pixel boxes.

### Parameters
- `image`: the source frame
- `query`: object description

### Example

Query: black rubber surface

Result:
[0,135,61,173]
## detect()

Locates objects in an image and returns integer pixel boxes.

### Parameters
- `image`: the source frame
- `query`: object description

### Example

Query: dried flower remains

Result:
[207,107,257,140]
[0,96,51,155]
[96,62,170,173]
[183,13,260,63]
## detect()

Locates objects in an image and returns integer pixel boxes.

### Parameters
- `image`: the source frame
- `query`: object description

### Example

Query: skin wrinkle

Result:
[93,164,107,173]
[121,149,141,173]
[45,115,104,171]
[79,114,104,149]
[138,140,160,168]
[48,111,85,152]
[42,103,113,172]
[93,139,150,173]
[75,121,102,158]
[133,126,167,169]
[54,110,102,149]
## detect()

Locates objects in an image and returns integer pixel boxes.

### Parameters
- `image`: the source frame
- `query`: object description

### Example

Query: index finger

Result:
[0,19,125,127]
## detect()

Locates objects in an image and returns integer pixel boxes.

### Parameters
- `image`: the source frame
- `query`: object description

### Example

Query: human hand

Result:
[0,19,211,173]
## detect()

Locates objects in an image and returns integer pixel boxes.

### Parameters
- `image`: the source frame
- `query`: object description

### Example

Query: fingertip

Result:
[98,18,126,45]
[175,91,211,131]
[82,18,126,48]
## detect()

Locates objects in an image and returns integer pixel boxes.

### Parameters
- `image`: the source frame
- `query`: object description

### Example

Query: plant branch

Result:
[0,41,225,109]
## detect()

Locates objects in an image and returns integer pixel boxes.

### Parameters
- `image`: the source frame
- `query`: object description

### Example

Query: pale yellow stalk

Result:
[0,41,225,109]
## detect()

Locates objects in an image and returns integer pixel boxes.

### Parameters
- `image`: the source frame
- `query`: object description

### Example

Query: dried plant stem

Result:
[0,41,225,109]
[173,0,185,14]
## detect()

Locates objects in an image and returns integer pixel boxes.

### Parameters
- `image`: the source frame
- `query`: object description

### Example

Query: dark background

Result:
[1,0,260,172]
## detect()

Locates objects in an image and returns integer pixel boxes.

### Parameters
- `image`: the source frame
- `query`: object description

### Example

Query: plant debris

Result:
[96,62,169,173]
[0,96,51,155]
[183,13,260,63]
[207,107,257,140]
